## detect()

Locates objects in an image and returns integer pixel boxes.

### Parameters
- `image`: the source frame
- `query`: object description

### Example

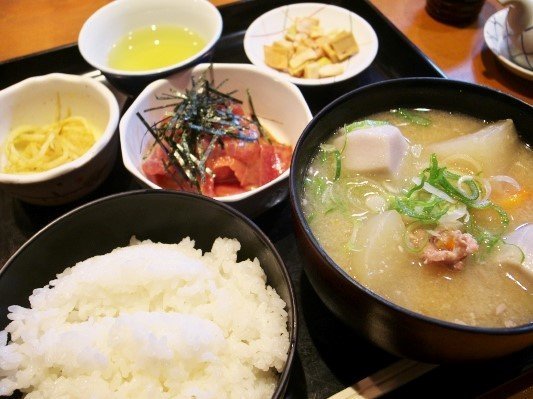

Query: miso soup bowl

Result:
[78,0,223,95]
[289,78,533,363]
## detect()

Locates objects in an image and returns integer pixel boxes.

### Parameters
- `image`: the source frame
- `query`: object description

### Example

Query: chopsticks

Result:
[327,359,438,399]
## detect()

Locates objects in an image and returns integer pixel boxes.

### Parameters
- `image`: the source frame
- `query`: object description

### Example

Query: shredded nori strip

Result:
[138,71,265,193]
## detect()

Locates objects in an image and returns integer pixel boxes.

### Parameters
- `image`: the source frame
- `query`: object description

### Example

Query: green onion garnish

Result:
[395,108,431,126]
[391,154,510,252]
[319,144,342,181]
[345,119,389,133]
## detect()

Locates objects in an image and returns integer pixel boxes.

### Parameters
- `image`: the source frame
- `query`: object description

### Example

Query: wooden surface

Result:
[0,0,531,103]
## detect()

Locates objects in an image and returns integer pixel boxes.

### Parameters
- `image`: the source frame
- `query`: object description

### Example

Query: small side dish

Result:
[108,25,207,71]
[139,70,292,197]
[120,63,312,216]
[78,0,223,95]
[0,73,119,205]
[0,237,290,398]
[484,8,533,81]
[264,16,359,79]
[244,3,378,86]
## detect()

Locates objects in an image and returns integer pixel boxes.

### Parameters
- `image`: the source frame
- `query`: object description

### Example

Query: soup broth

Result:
[303,109,533,327]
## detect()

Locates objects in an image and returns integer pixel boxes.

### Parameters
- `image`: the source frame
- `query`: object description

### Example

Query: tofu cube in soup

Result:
[333,124,409,176]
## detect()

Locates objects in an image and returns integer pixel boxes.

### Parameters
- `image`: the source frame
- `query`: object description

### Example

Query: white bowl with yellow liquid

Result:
[78,0,223,95]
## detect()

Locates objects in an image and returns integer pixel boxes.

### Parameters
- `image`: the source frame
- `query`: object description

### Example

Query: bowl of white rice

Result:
[0,190,297,399]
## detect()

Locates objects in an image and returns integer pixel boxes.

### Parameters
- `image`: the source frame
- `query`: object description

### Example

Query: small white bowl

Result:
[0,73,120,205]
[78,0,223,95]
[119,63,313,216]
[484,9,533,81]
[244,2,379,86]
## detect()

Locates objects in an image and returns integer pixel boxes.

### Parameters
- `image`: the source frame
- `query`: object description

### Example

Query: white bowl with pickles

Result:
[244,2,379,86]
[0,73,120,205]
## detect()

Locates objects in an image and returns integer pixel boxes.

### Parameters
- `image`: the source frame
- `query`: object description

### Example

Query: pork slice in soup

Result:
[303,109,533,328]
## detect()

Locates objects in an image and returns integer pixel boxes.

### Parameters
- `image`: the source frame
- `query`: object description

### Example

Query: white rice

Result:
[0,237,289,399]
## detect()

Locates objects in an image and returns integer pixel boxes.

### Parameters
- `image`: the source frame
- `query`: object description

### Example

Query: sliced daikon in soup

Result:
[350,210,409,278]
[427,119,519,176]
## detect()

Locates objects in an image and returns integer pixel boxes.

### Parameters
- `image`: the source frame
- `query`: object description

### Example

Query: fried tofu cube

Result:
[273,40,294,56]
[301,36,316,49]
[273,17,359,80]
[294,43,309,54]
[288,63,305,77]
[304,62,321,79]
[289,47,317,69]
[329,30,359,61]
[285,24,298,41]
[313,46,325,58]
[295,17,319,34]
[309,25,324,39]
[317,56,331,66]
[319,63,344,77]
[264,45,289,70]
[293,32,309,42]
[320,41,339,63]
[326,29,342,40]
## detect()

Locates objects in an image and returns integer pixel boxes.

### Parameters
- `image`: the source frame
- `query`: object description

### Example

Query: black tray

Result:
[0,1,531,398]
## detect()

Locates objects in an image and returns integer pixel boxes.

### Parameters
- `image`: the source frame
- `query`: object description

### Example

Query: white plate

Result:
[483,8,533,81]
[244,3,379,86]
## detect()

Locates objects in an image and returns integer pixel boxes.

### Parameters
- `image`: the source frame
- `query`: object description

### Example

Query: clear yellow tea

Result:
[108,25,206,71]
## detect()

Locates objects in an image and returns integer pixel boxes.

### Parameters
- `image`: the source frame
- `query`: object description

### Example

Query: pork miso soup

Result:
[302,109,533,328]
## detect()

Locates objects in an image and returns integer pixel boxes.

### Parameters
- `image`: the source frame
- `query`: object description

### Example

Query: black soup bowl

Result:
[290,78,533,363]
[0,190,297,398]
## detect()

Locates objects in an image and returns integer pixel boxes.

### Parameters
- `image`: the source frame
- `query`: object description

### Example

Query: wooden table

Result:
[0,0,531,103]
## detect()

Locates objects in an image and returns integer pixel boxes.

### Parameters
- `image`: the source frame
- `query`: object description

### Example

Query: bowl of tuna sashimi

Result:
[120,63,312,216]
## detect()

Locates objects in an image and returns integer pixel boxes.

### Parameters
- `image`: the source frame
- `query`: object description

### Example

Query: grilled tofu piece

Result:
[264,45,290,70]
[304,62,321,79]
[289,48,317,69]
[329,30,359,61]
[318,63,344,77]
[265,18,358,78]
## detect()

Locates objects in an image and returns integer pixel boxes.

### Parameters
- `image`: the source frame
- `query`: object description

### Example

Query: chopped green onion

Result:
[318,144,342,181]
[347,219,362,252]
[345,119,389,132]
[333,150,341,181]
[391,154,510,254]
[403,223,430,253]
[395,108,431,126]
[304,176,327,198]
[392,196,450,223]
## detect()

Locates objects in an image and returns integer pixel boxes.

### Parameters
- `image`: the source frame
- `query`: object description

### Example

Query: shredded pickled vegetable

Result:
[2,116,99,173]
